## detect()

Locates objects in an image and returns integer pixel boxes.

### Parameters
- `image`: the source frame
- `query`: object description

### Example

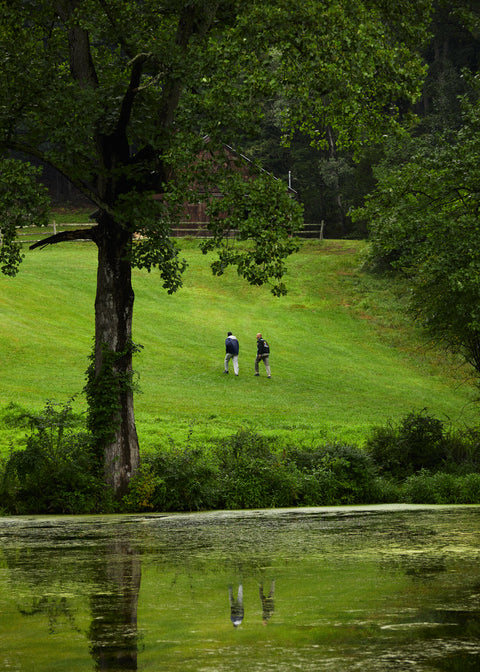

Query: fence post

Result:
[319,220,325,241]
[53,220,56,235]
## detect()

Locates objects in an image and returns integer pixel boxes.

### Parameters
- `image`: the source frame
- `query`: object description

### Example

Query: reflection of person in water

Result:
[259,580,275,625]
[228,584,244,627]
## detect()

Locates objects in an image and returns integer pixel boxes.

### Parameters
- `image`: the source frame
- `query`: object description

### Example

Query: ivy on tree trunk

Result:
[84,215,141,496]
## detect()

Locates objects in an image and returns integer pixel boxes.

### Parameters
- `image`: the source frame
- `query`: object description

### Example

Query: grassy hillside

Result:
[0,238,477,454]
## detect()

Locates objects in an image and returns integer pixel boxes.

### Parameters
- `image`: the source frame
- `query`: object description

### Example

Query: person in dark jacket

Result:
[224,331,239,376]
[254,332,271,378]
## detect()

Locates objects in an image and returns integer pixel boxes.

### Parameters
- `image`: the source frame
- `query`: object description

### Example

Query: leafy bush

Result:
[145,446,219,511]
[0,400,112,514]
[215,430,299,509]
[288,443,378,505]
[132,433,382,511]
[458,473,480,503]
[4,405,480,514]
[371,476,401,503]
[441,427,480,474]
[367,410,449,478]
[122,464,166,512]
[367,410,480,481]
[399,411,446,470]
[401,470,480,504]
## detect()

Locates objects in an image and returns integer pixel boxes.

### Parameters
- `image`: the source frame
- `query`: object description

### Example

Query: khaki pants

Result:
[224,353,239,375]
[255,355,271,377]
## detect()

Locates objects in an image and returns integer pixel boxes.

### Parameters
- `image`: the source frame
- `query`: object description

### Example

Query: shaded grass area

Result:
[0,238,477,456]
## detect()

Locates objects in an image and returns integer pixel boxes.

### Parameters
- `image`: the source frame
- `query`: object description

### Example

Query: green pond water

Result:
[0,504,479,671]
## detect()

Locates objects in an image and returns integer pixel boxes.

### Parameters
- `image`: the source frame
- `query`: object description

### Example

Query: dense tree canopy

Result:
[248,0,480,237]
[355,1,480,384]
[356,92,480,380]
[0,0,432,496]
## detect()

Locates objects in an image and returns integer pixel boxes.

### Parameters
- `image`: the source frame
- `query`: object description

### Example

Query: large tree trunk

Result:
[93,216,140,497]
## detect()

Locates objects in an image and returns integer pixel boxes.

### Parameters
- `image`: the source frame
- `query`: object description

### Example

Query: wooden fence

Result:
[9,222,92,246]
[6,220,326,245]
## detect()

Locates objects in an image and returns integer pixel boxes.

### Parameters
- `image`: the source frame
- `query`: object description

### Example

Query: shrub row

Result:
[124,411,480,511]
[1,404,480,514]
[124,431,381,512]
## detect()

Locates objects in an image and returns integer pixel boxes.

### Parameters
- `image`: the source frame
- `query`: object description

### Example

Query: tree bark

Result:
[94,215,140,497]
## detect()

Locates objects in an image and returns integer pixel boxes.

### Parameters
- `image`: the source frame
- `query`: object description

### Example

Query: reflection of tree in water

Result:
[19,594,80,635]
[2,528,142,670]
[89,541,141,671]
[2,544,83,635]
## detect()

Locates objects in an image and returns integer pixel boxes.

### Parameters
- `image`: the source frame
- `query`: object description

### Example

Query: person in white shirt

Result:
[224,331,239,376]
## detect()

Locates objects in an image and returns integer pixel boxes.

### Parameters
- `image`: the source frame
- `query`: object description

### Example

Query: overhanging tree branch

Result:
[29,227,97,250]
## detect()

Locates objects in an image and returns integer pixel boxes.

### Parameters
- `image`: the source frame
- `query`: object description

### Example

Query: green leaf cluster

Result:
[0,400,110,514]
[200,167,302,295]
[355,88,480,377]
[0,159,49,276]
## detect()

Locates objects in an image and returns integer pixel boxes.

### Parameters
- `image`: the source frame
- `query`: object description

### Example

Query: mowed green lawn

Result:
[0,238,477,453]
